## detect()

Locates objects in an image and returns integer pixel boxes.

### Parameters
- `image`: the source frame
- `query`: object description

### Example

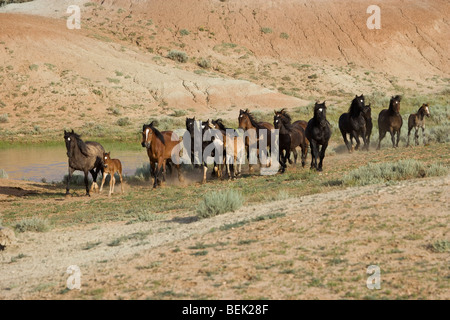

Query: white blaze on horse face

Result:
[425,106,430,115]
[318,108,323,113]
[145,128,150,142]
[67,137,71,141]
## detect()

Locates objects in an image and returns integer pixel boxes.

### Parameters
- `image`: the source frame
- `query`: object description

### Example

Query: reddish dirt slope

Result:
[101,0,449,76]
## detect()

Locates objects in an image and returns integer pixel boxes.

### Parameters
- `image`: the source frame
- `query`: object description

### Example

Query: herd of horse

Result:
[64,95,431,196]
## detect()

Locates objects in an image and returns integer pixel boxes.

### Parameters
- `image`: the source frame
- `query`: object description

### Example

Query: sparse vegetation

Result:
[14,217,50,233]
[197,189,244,219]
[343,160,448,186]
[166,50,189,63]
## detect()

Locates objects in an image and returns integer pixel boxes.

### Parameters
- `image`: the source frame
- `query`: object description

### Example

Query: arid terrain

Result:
[0,0,449,300]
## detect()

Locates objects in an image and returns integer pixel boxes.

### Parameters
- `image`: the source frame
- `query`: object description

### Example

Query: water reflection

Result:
[0,146,148,182]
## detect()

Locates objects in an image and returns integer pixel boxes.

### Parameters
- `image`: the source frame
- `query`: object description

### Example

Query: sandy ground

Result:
[0,174,448,299]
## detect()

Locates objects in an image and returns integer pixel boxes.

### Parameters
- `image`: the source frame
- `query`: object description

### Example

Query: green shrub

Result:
[14,217,50,233]
[280,32,289,39]
[428,125,450,143]
[197,189,244,219]
[0,113,8,123]
[261,27,273,34]
[29,64,38,71]
[166,50,189,63]
[116,117,130,126]
[427,240,450,253]
[197,58,211,69]
[179,29,190,36]
[343,160,448,186]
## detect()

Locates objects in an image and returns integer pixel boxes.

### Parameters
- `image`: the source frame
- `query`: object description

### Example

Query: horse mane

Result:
[71,132,90,156]
[244,109,263,129]
[279,109,292,124]
[145,123,166,145]
[213,118,227,131]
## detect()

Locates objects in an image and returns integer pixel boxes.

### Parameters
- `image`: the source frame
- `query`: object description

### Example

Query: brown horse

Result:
[238,109,274,172]
[273,109,308,170]
[407,103,430,147]
[377,95,403,150]
[100,152,124,197]
[141,122,184,188]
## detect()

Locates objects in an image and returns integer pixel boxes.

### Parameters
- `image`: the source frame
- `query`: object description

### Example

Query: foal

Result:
[100,152,124,196]
[407,103,431,147]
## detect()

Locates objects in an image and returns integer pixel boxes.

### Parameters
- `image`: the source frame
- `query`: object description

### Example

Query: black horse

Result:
[64,130,105,196]
[273,109,308,172]
[305,102,332,172]
[338,95,367,152]
[377,95,403,150]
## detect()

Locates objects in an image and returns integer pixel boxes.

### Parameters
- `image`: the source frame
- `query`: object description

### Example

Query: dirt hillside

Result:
[0,0,448,142]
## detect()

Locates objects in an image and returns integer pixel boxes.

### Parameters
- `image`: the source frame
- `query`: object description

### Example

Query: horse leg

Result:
[341,130,352,153]
[176,164,184,183]
[202,163,208,184]
[66,167,75,196]
[292,149,298,165]
[119,171,124,194]
[377,129,386,150]
[318,143,328,172]
[154,162,163,188]
[396,129,401,148]
[387,129,395,148]
[84,170,90,196]
[100,172,108,193]
[414,127,419,146]
[301,143,307,168]
[407,127,412,147]
[310,140,318,170]
[90,169,98,193]
[422,126,426,145]
[353,131,361,151]
[108,174,113,197]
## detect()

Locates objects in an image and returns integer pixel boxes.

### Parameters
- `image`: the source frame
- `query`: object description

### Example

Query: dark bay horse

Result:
[64,130,105,196]
[273,109,308,172]
[305,102,332,171]
[141,122,184,188]
[338,95,367,152]
[407,103,430,147]
[238,109,274,172]
[377,95,403,150]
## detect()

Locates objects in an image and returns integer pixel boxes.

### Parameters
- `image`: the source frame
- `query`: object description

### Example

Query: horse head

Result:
[103,152,111,168]
[238,109,251,130]
[350,94,365,114]
[185,117,196,135]
[389,95,402,114]
[314,101,328,127]
[421,103,430,117]
[362,103,372,120]
[141,122,154,148]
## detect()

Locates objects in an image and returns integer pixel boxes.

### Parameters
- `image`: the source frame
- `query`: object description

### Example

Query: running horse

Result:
[377,95,403,150]
[407,103,430,147]
[238,109,274,172]
[141,121,184,188]
[64,130,105,196]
